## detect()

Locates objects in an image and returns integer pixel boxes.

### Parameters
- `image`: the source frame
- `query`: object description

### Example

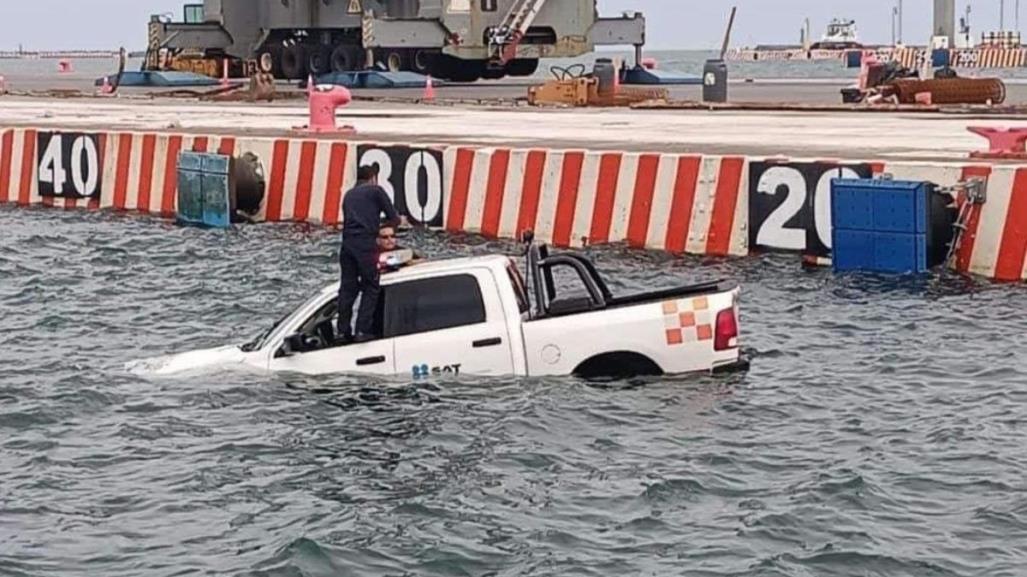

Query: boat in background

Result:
[810,19,863,50]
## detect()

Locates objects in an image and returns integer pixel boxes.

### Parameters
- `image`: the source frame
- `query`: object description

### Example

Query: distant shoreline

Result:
[0,50,129,60]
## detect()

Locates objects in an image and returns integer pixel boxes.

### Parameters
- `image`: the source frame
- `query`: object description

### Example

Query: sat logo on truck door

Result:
[412,364,462,379]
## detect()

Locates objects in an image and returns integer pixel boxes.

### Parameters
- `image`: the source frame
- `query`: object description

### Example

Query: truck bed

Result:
[541,280,734,318]
[606,280,733,309]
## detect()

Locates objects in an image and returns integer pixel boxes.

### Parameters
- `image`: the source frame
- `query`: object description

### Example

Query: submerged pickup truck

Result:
[133,243,744,379]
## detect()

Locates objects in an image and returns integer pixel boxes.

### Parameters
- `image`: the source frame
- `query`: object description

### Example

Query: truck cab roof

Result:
[388,254,513,277]
[317,254,515,295]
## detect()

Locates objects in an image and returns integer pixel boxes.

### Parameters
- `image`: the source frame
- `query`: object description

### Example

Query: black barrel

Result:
[702,59,728,103]
[232,152,266,221]
[593,58,617,97]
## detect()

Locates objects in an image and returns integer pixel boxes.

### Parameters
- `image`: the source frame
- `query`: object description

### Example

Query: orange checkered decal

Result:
[661,297,713,346]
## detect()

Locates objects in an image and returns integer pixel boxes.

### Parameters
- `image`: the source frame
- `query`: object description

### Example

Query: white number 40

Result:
[39,134,99,197]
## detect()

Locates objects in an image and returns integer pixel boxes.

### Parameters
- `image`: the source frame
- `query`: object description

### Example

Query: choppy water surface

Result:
[1,206,1026,577]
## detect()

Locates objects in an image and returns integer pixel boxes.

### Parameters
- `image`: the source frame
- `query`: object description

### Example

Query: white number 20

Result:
[755,166,860,251]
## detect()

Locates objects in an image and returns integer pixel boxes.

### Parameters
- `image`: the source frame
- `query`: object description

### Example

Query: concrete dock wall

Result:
[443,147,748,256]
[2,127,1026,282]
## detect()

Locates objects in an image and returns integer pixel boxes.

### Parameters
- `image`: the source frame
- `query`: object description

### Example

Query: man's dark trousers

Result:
[337,238,379,339]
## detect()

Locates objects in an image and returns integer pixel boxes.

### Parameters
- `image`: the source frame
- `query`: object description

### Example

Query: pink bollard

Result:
[305,85,355,133]
[967,126,1027,157]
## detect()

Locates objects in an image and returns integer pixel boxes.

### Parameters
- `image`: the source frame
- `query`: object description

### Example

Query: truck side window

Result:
[385,275,486,338]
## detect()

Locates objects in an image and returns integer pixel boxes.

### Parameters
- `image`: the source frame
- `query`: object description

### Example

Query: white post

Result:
[898,0,904,43]
[892,7,897,45]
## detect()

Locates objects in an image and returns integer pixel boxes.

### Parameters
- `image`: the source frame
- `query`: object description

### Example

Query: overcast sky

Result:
[0,1,1020,51]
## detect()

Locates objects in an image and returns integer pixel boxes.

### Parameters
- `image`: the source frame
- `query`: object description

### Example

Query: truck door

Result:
[267,296,396,376]
[270,340,395,376]
[387,271,515,378]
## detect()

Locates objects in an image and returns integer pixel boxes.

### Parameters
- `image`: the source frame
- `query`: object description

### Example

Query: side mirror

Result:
[277,333,307,358]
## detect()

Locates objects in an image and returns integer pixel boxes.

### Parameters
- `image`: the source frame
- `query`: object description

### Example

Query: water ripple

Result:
[1,206,1026,576]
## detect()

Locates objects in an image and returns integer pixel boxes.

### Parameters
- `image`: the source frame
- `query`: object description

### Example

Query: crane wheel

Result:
[330,45,362,73]
[308,46,332,76]
[431,55,483,83]
[412,50,439,75]
[384,50,407,72]
[506,58,540,77]
[280,44,309,80]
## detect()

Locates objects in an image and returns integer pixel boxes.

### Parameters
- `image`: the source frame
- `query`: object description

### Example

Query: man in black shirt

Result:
[337,164,403,343]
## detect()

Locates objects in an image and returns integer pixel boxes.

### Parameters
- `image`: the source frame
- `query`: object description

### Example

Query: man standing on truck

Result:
[337,164,404,343]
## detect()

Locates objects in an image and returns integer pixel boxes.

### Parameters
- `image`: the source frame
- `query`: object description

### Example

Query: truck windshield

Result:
[239,313,288,352]
[239,289,329,351]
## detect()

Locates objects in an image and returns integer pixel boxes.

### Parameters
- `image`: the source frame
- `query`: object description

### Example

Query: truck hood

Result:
[125,345,250,377]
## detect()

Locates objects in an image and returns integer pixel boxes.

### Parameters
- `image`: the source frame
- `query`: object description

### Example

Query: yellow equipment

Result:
[527,64,668,107]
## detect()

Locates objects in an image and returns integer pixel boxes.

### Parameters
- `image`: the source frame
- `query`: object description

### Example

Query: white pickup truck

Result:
[133,243,744,379]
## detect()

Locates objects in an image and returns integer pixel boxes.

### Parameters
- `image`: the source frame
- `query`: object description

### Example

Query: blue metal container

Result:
[845,50,863,69]
[831,178,936,274]
[931,49,951,68]
[177,151,233,229]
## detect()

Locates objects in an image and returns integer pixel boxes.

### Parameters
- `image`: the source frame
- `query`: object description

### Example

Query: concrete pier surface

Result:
[1,94,1025,162]
[4,68,1027,105]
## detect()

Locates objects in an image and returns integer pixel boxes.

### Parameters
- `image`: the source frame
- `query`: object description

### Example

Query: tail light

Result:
[714,307,738,351]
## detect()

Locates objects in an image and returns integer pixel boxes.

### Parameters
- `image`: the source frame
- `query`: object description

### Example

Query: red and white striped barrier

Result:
[725,48,846,62]
[0,128,235,214]
[882,162,1027,281]
[245,137,356,224]
[950,48,1027,69]
[3,127,1027,281]
[443,147,748,256]
[0,129,358,224]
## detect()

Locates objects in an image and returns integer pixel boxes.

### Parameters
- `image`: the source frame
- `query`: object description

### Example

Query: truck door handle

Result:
[473,337,503,348]
[356,355,386,366]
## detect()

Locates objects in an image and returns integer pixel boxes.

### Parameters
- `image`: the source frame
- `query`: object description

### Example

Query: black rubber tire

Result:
[330,45,362,72]
[432,55,483,83]
[506,58,540,77]
[308,45,332,76]
[383,50,408,72]
[266,45,284,79]
[411,50,439,75]
[482,66,506,80]
[280,44,309,80]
